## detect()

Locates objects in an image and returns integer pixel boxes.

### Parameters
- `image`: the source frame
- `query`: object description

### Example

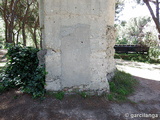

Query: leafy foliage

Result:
[115,0,125,21]
[107,70,138,101]
[0,0,41,48]
[139,32,159,47]
[116,37,128,45]
[0,45,46,98]
[149,47,160,59]
[116,16,155,45]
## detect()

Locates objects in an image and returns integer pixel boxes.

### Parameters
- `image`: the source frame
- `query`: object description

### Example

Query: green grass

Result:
[107,70,138,102]
[79,92,88,98]
[46,91,65,100]
[53,91,65,100]
[114,53,160,64]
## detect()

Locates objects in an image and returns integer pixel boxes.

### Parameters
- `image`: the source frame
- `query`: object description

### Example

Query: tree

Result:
[116,16,155,45]
[26,1,40,48]
[0,0,41,48]
[136,0,160,40]
[115,0,125,21]
[0,0,20,44]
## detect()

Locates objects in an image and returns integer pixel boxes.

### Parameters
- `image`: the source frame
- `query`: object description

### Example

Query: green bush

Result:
[107,70,138,101]
[0,45,46,98]
[149,47,160,58]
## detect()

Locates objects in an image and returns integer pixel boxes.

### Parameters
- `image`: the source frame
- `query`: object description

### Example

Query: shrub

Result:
[149,47,160,59]
[1,45,46,98]
[107,70,138,101]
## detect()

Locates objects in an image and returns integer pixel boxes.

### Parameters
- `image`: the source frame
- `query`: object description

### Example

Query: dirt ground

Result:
[0,53,160,120]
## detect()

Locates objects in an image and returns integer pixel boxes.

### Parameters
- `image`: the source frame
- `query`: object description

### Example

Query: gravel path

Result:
[116,59,160,81]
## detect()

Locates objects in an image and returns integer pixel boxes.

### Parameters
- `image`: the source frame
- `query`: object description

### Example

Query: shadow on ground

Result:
[0,75,160,120]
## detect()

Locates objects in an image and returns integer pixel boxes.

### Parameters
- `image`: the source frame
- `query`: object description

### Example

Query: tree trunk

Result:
[22,23,26,46]
[33,29,38,48]
[143,0,160,40]
[16,28,21,45]
[5,0,20,44]
[29,28,38,48]
[156,0,159,21]
[12,32,15,45]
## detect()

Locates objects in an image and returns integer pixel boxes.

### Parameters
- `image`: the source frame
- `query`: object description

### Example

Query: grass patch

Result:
[46,91,91,100]
[79,92,88,98]
[114,53,160,64]
[53,91,65,100]
[107,70,138,102]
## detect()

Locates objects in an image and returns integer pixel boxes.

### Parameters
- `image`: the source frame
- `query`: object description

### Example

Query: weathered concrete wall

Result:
[39,0,116,94]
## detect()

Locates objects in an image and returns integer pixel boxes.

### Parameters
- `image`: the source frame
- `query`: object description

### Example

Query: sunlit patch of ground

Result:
[116,59,160,81]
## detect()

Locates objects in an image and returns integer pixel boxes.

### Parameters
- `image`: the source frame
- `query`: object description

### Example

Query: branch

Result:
[156,0,159,23]
[0,6,4,11]
[143,0,160,33]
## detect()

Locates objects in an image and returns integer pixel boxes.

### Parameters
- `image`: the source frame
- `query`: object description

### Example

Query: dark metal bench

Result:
[114,45,149,54]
